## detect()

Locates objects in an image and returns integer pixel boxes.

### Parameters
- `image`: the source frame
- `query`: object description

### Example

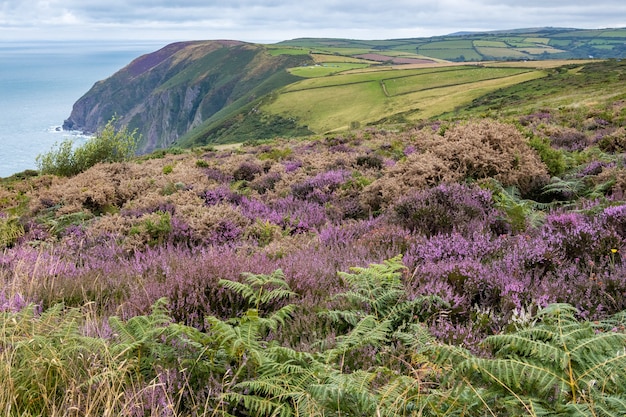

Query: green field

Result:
[524,37,551,44]
[276,28,626,63]
[476,47,530,58]
[266,47,310,56]
[288,63,370,77]
[264,64,546,132]
[473,40,508,47]
[383,67,532,96]
[418,40,475,49]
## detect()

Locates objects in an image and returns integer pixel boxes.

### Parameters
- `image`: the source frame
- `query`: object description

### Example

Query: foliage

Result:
[0,215,24,248]
[431,303,626,416]
[36,118,138,176]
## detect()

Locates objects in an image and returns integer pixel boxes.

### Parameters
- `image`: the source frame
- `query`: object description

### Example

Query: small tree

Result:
[37,118,138,176]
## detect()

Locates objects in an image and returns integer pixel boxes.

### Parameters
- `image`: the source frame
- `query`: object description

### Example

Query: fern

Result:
[325,255,444,346]
[430,303,626,416]
[0,215,24,248]
[108,297,185,381]
[0,303,112,415]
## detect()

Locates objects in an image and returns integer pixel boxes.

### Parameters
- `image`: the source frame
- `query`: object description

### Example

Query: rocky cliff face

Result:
[64,40,310,153]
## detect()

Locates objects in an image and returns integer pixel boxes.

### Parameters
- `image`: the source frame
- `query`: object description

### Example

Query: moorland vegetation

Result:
[2,56,626,415]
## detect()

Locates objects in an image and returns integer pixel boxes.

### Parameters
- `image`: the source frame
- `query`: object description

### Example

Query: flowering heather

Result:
[291,169,351,203]
[282,159,302,172]
[3,116,626,356]
[392,183,500,237]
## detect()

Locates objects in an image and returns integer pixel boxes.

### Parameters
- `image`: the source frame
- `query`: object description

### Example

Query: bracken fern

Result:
[431,303,626,416]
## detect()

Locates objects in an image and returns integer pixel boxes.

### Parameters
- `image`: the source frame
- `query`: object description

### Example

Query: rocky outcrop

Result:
[64,40,310,153]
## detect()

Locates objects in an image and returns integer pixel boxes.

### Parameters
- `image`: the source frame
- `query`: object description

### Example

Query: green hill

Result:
[63,27,626,152]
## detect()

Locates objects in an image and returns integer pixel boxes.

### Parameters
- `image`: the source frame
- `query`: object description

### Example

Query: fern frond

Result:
[218,279,258,303]
[267,304,297,330]
[484,333,566,365]
[329,315,391,359]
[459,357,569,399]
[223,392,291,417]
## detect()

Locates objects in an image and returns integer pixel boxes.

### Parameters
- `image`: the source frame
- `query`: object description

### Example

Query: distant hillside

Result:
[64,27,626,152]
[64,40,311,153]
[279,27,626,61]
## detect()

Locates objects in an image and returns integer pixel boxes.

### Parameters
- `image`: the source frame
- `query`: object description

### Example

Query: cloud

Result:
[1,0,625,42]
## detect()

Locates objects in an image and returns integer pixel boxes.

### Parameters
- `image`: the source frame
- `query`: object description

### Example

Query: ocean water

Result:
[0,41,164,178]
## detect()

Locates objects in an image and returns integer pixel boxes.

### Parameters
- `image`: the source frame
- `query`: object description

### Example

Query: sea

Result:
[0,40,166,178]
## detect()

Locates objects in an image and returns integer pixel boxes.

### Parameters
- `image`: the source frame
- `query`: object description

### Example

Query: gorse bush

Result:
[37,118,138,176]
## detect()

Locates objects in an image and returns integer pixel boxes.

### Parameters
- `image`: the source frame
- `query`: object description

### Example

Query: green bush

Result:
[528,136,567,176]
[36,118,138,176]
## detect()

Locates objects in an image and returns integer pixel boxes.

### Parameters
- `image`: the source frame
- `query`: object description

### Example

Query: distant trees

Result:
[37,118,138,176]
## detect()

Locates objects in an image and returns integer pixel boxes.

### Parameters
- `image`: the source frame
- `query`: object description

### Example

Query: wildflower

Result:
[611,248,618,254]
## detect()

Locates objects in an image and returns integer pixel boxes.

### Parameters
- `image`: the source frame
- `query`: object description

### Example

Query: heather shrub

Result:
[392,183,501,237]
[540,211,620,262]
[250,171,281,194]
[600,203,626,241]
[547,126,589,151]
[355,154,383,169]
[232,161,263,181]
[291,169,351,204]
[37,118,138,177]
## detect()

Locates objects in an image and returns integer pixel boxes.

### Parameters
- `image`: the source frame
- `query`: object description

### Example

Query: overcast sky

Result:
[1,0,626,44]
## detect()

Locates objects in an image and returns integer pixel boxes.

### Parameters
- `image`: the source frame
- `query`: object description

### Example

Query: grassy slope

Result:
[446,59,626,119]
[263,65,545,132]
[64,28,626,151]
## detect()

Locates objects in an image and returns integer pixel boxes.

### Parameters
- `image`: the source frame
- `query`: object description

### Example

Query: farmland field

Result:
[282,66,470,91]
[383,67,532,96]
[473,40,508,47]
[311,53,374,63]
[414,48,482,61]
[288,62,370,77]
[265,66,545,131]
[276,28,626,63]
[475,46,530,58]
[524,37,551,44]
[418,39,475,49]
[266,46,310,56]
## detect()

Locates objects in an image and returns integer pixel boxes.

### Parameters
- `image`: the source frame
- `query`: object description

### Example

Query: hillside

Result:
[63,40,311,153]
[279,27,626,61]
[4,93,626,413]
[63,27,626,153]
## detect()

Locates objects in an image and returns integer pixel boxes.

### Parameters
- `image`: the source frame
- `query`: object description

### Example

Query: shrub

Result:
[597,127,626,152]
[355,154,383,169]
[37,118,138,176]
[233,161,263,181]
[548,126,589,151]
[392,183,500,237]
[528,136,567,176]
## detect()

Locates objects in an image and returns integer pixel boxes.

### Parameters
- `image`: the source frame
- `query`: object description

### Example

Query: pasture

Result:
[265,64,545,132]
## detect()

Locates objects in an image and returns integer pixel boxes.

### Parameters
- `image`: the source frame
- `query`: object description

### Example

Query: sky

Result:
[1,0,626,44]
